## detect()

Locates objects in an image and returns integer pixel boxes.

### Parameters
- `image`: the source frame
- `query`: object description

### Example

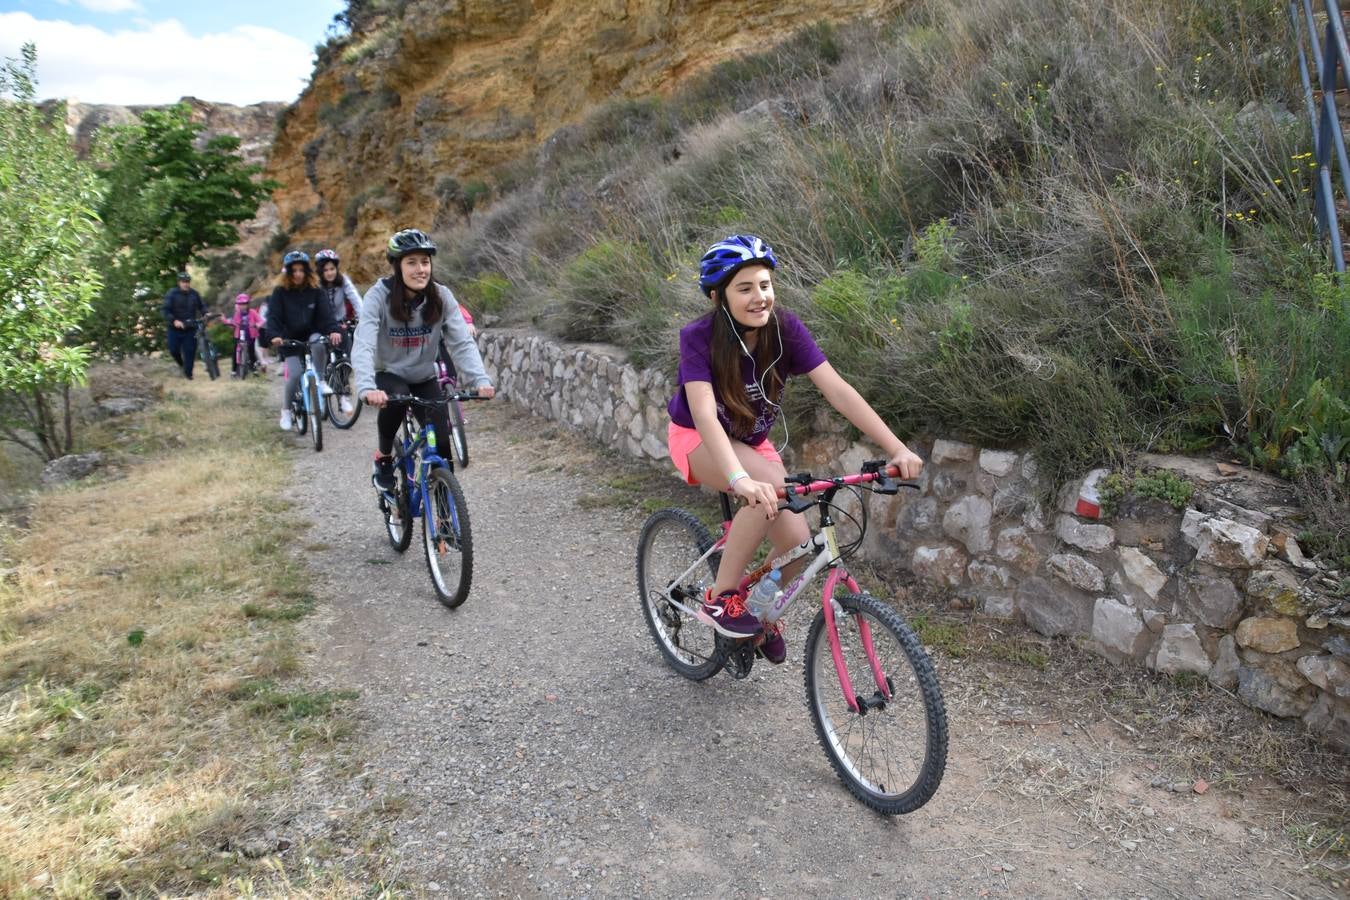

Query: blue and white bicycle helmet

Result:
[282,250,310,269]
[698,234,777,296]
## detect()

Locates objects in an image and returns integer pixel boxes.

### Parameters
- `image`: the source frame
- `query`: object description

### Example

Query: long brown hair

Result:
[387,263,444,325]
[708,291,784,439]
[274,263,318,291]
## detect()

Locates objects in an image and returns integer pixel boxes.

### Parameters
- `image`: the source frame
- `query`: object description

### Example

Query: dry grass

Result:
[0,368,379,898]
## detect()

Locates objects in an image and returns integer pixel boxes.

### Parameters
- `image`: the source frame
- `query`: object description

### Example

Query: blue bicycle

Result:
[277,339,327,452]
[373,392,484,607]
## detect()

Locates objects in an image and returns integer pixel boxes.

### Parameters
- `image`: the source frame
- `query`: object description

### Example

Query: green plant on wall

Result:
[1097,469,1195,518]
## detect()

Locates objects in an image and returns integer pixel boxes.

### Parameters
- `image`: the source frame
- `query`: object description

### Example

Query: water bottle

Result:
[745,568,782,620]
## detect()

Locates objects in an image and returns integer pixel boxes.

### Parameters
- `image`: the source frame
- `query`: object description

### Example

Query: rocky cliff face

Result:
[270,0,903,282]
[47,97,285,259]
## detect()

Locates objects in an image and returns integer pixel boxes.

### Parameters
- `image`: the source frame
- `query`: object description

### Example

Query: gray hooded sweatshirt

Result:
[351,277,490,397]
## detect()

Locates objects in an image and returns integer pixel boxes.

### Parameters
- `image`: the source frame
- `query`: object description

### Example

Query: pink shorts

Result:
[667,422,782,486]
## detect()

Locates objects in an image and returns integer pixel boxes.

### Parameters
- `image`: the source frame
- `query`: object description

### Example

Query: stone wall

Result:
[479,329,1350,750]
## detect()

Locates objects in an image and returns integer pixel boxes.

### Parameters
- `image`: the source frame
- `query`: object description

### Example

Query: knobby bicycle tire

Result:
[803,591,947,815]
[423,467,473,608]
[635,508,723,681]
[306,380,323,452]
[385,462,413,552]
[327,360,360,429]
[204,346,220,380]
[448,397,469,468]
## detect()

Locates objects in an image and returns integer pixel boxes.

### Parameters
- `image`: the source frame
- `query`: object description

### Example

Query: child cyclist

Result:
[227,293,264,376]
[667,234,924,663]
[353,228,495,492]
[266,250,342,430]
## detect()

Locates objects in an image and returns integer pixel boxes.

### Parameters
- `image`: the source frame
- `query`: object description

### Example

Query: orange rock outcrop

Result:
[268,0,903,282]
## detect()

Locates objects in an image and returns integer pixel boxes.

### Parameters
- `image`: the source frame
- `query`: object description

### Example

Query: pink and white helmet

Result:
[315,249,340,265]
[235,293,250,305]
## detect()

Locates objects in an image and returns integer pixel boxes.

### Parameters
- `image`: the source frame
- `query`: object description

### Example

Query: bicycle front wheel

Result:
[306,380,323,452]
[423,467,473,607]
[447,398,469,468]
[635,508,723,681]
[204,344,220,380]
[327,360,360,429]
[384,463,412,552]
[803,591,947,815]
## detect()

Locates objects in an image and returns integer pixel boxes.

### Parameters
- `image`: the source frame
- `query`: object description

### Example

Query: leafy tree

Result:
[89,103,276,353]
[0,44,104,460]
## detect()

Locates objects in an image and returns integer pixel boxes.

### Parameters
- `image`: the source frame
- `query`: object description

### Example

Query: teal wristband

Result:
[727,470,749,487]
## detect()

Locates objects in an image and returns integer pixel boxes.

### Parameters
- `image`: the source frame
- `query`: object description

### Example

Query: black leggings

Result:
[375,372,450,457]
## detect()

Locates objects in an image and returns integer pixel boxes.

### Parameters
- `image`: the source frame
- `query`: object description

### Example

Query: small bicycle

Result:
[276,339,326,452]
[636,461,948,814]
[372,392,485,607]
[324,326,360,429]
[233,323,261,379]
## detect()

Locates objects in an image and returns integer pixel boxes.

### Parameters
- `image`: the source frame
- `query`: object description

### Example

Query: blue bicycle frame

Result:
[395,406,462,541]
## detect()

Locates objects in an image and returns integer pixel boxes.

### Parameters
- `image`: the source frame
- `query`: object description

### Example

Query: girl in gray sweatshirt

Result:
[352,229,494,489]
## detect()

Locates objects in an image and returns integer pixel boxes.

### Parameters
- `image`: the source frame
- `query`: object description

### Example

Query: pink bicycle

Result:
[636,460,948,814]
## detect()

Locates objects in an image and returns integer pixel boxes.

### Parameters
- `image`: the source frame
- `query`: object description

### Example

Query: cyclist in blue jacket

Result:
[161,271,206,379]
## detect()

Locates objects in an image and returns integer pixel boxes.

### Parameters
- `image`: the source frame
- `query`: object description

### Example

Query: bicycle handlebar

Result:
[775,462,921,500]
[366,391,489,406]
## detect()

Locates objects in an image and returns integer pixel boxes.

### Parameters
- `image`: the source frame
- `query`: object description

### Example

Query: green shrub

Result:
[206,320,234,357]
[461,272,511,315]
[548,240,659,344]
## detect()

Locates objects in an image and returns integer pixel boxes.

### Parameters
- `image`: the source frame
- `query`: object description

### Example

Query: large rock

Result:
[1244,566,1310,617]
[1056,515,1115,553]
[1118,547,1168,600]
[1209,635,1240,690]
[995,526,1042,572]
[911,545,968,587]
[931,439,975,464]
[1181,511,1268,568]
[896,496,940,535]
[942,495,993,555]
[968,561,1013,590]
[1017,577,1089,636]
[978,449,1019,477]
[1303,693,1350,751]
[41,452,105,486]
[1092,598,1149,661]
[1296,655,1350,698]
[1153,624,1211,676]
[1235,617,1300,654]
[1238,666,1311,718]
[1046,553,1105,592]
[1178,565,1245,629]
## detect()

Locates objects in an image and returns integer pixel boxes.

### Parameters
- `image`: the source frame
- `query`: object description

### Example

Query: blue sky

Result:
[0,0,347,104]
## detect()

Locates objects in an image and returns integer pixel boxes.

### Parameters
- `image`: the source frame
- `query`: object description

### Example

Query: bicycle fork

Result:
[821,569,893,714]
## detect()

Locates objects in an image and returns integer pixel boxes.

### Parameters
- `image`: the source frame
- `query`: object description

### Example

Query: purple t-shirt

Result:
[667,308,826,446]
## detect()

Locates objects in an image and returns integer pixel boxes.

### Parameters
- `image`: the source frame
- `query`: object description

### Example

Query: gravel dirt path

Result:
[279,394,1342,899]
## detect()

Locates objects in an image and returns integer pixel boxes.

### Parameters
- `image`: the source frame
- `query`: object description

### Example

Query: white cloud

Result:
[77,0,145,13]
[0,13,313,105]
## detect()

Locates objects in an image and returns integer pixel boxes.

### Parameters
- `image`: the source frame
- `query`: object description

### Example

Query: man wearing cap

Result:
[162,271,207,379]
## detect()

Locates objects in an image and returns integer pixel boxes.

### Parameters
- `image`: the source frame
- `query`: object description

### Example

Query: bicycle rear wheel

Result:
[635,508,723,680]
[306,380,323,452]
[423,467,473,608]
[327,360,360,429]
[447,397,469,468]
[383,462,412,552]
[803,592,947,814]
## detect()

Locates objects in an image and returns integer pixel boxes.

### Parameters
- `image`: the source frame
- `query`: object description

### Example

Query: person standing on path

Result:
[666,234,924,662]
[353,228,494,491]
[161,271,207,379]
[266,250,342,431]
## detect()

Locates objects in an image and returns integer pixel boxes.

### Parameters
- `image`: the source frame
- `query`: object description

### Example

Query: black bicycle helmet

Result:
[386,228,437,263]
